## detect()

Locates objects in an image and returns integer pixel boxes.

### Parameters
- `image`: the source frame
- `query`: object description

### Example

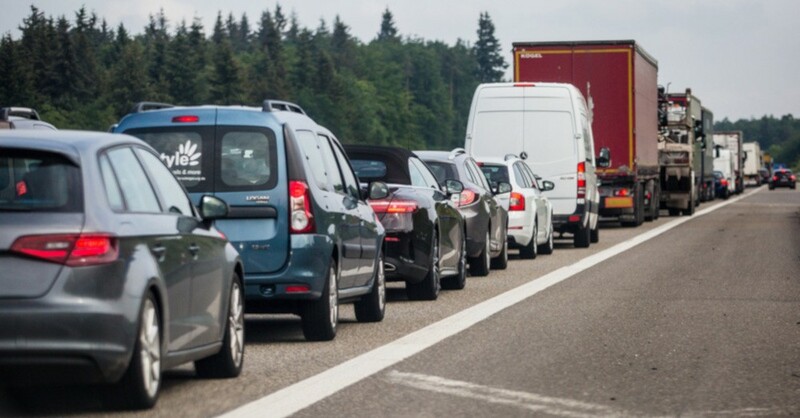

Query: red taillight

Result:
[172,115,199,123]
[451,189,478,207]
[285,285,311,294]
[791,175,796,181]
[509,192,525,211]
[720,179,728,186]
[289,180,314,234]
[11,233,118,266]
[369,200,419,214]
[773,176,779,182]
[514,83,536,87]
[577,162,586,199]
[613,188,629,197]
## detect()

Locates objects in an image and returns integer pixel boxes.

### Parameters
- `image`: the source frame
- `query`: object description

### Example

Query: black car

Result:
[345,145,467,299]
[0,107,56,130]
[769,169,796,190]
[0,131,244,409]
[417,149,510,277]
[713,170,731,199]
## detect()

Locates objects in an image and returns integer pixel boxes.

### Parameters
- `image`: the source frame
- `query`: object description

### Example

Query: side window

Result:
[99,154,125,211]
[408,160,427,188]
[136,148,194,216]
[466,159,491,191]
[521,163,540,190]
[295,130,330,192]
[411,158,440,190]
[329,139,360,198]
[316,134,345,194]
[107,147,161,213]
[581,115,594,164]
[512,163,531,188]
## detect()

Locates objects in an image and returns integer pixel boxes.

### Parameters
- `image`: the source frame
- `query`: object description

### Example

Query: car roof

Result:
[0,130,150,165]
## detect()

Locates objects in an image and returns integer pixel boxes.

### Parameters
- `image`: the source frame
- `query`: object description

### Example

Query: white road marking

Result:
[385,370,638,417]
[220,189,760,418]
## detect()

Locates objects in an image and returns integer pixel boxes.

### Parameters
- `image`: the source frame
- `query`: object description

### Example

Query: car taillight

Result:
[791,175,796,181]
[289,180,314,234]
[509,192,525,211]
[451,189,478,207]
[577,162,586,199]
[10,233,118,266]
[773,176,779,182]
[720,179,728,186]
[369,199,417,232]
[172,115,199,123]
[613,188,630,197]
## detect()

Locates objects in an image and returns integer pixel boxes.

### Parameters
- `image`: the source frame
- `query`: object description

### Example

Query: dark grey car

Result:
[0,131,244,409]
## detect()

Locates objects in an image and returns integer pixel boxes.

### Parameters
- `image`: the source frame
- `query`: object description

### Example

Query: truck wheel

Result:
[683,200,695,216]
[652,185,660,220]
[590,224,599,243]
[574,223,590,248]
[301,259,338,341]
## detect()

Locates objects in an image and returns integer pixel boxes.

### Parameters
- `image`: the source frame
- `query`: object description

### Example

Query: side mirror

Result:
[494,181,512,195]
[199,195,228,220]
[444,179,464,195]
[367,181,390,200]
[541,180,555,191]
[597,147,611,168]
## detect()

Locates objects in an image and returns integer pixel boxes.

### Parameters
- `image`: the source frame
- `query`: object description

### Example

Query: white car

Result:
[478,155,555,258]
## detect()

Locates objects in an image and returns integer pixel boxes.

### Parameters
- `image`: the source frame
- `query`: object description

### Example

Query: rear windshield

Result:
[479,164,510,186]
[0,149,82,212]
[424,161,457,184]
[351,159,388,181]
[125,126,278,193]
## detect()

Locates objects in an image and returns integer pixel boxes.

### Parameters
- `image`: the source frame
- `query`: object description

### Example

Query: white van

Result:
[465,82,599,247]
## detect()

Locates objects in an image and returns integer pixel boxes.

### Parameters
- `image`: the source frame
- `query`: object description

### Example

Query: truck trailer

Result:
[742,142,763,186]
[713,131,745,194]
[658,88,703,216]
[512,40,660,226]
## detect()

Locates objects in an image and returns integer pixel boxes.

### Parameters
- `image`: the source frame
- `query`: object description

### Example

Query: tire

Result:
[490,229,508,270]
[590,224,599,244]
[683,199,695,216]
[574,222,590,248]
[538,222,554,255]
[519,222,537,259]
[622,184,644,227]
[407,233,440,300]
[301,259,338,341]
[652,185,660,220]
[195,275,245,378]
[354,250,386,322]
[468,230,491,277]
[107,293,162,410]
[442,232,467,290]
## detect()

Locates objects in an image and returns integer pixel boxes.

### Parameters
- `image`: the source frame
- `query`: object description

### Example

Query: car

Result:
[769,169,796,190]
[758,167,770,185]
[464,82,601,248]
[113,100,387,341]
[713,170,731,199]
[345,145,468,298]
[417,149,510,276]
[477,154,556,259]
[0,107,57,130]
[0,130,244,409]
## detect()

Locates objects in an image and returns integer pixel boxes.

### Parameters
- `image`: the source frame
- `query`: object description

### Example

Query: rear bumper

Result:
[507,209,534,247]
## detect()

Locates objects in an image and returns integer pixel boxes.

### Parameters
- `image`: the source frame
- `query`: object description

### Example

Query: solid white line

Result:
[219,189,760,418]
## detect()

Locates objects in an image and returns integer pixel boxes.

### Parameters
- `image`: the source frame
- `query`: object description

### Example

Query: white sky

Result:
[2,0,798,122]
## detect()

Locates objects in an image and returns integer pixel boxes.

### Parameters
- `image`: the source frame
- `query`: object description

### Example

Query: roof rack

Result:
[129,102,175,114]
[448,148,467,160]
[1,107,41,121]
[262,100,306,115]
[503,153,518,161]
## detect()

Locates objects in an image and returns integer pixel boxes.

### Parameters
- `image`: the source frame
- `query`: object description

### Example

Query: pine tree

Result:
[0,35,34,105]
[377,8,399,42]
[473,12,507,83]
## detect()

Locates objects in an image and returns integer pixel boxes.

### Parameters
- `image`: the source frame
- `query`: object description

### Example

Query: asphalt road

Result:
[2,186,798,417]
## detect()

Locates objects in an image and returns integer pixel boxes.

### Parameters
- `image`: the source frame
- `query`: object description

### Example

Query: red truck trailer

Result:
[513,40,660,226]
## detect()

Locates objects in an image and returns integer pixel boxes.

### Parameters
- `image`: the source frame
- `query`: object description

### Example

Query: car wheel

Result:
[407,233,440,300]
[574,222,590,248]
[539,222,554,255]
[195,274,245,378]
[590,223,599,244]
[519,222,537,259]
[490,228,508,270]
[354,249,386,322]
[442,231,467,290]
[301,259,338,341]
[107,293,161,410]
[469,230,491,277]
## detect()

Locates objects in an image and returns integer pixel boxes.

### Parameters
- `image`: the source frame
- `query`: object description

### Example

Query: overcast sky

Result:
[2,0,798,122]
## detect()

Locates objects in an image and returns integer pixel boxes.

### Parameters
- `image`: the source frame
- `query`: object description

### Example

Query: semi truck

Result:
[699,106,715,201]
[658,88,703,216]
[742,142,763,186]
[713,131,745,194]
[512,40,660,226]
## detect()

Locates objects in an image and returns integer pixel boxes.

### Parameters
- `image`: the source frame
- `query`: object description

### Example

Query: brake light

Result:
[577,162,586,199]
[613,188,629,197]
[11,233,118,266]
[514,83,536,87]
[369,199,417,232]
[791,175,796,181]
[509,192,525,211]
[172,115,199,123]
[369,200,419,214]
[289,180,314,233]
[452,189,478,207]
[720,179,728,186]
[773,176,779,182]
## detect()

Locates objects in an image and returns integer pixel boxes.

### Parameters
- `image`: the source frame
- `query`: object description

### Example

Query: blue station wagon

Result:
[114,101,387,341]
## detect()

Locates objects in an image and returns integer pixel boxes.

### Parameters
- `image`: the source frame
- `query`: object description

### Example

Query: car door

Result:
[329,139,378,287]
[315,133,361,289]
[136,147,228,348]
[410,157,459,271]
[104,146,194,353]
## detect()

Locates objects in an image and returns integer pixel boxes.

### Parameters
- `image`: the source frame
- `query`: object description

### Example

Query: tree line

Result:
[716,115,800,171]
[0,5,507,151]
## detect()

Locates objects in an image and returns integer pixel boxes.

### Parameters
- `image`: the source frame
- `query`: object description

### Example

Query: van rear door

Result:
[468,85,525,159]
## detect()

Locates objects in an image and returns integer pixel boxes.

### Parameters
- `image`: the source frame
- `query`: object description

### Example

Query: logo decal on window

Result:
[161,140,201,168]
